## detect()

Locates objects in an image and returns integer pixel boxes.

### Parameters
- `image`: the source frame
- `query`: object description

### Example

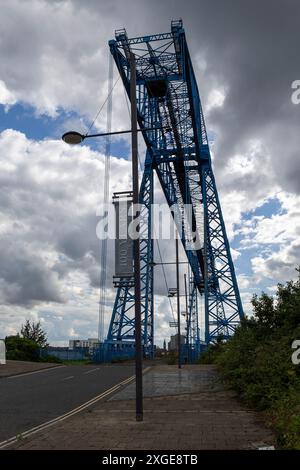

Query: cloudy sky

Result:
[0,0,299,346]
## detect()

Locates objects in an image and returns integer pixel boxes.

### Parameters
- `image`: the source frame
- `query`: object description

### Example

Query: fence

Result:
[40,347,89,361]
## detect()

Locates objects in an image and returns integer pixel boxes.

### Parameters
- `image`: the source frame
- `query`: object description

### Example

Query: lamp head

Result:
[62,131,84,145]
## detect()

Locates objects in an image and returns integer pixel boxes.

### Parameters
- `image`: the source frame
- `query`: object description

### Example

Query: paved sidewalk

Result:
[8,365,275,450]
[0,360,61,378]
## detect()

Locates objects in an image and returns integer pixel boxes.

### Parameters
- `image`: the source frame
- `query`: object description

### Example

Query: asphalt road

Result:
[0,364,135,442]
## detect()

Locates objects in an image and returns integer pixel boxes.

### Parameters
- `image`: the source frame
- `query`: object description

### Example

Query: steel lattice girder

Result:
[106,20,244,355]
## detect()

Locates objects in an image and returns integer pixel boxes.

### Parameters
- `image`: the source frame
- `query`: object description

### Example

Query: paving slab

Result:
[109,364,222,400]
[7,364,275,450]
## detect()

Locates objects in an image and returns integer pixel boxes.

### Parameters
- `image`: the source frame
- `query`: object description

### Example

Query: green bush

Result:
[206,269,300,449]
[166,351,178,365]
[198,340,225,364]
[39,355,63,364]
[5,335,40,362]
[269,385,300,449]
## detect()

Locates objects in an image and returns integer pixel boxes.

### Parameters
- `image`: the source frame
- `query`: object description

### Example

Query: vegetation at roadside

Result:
[199,269,300,449]
[21,320,48,347]
[5,335,40,362]
[61,359,93,365]
[5,320,49,362]
[166,351,178,365]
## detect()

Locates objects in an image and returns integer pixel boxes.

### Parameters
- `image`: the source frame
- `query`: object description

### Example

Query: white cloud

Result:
[0,0,154,129]
[0,80,16,110]
[0,129,188,345]
[0,128,133,340]
[245,192,300,282]
[206,88,226,112]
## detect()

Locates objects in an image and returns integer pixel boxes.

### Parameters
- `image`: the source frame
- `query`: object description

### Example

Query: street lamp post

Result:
[61,51,143,422]
[130,52,143,422]
[184,273,189,363]
[175,237,181,369]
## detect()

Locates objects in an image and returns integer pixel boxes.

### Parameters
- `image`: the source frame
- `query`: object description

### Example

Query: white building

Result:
[69,338,99,351]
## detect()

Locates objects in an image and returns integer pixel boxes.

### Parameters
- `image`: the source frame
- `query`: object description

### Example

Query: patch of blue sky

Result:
[0,102,131,160]
[0,102,75,141]
[232,249,251,278]
[242,197,286,222]
[253,196,287,217]
[83,134,130,159]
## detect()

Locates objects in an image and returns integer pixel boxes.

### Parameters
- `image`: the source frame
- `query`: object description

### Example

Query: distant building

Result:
[69,338,99,352]
[69,339,88,349]
[168,334,186,352]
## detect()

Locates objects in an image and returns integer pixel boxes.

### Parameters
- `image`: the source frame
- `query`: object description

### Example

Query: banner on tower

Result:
[113,193,133,277]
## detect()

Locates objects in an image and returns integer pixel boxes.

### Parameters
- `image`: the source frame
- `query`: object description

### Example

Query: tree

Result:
[252,292,277,328]
[163,339,167,351]
[21,320,48,347]
[5,335,40,361]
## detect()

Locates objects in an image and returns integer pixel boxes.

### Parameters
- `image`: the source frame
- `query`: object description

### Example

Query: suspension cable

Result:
[98,52,113,342]
[86,74,120,137]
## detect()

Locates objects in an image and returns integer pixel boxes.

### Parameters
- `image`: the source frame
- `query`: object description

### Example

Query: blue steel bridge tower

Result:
[105,20,244,360]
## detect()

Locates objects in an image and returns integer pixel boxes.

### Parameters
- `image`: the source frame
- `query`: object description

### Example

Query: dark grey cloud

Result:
[143,0,300,195]
[0,238,65,306]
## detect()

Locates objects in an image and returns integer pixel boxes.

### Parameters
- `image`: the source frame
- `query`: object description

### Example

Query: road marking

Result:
[7,365,65,379]
[61,375,74,381]
[95,409,254,413]
[83,368,100,375]
[0,367,151,449]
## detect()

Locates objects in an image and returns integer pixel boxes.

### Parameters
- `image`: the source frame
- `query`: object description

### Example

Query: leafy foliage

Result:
[201,269,300,449]
[5,320,49,362]
[21,320,48,347]
[5,335,40,361]
[39,354,63,364]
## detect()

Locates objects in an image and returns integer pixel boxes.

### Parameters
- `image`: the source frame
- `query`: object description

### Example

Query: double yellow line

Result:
[0,369,150,449]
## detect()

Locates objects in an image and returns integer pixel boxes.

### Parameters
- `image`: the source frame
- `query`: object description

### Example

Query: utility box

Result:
[0,339,6,365]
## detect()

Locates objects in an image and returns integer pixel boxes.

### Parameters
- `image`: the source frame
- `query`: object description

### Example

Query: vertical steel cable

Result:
[98,53,113,342]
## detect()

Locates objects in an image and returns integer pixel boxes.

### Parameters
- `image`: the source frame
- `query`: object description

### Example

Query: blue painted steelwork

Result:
[105,20,244,360]
[105,151,154,357]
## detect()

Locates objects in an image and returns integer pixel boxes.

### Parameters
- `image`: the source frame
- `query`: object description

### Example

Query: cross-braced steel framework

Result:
[105,20,244,359]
